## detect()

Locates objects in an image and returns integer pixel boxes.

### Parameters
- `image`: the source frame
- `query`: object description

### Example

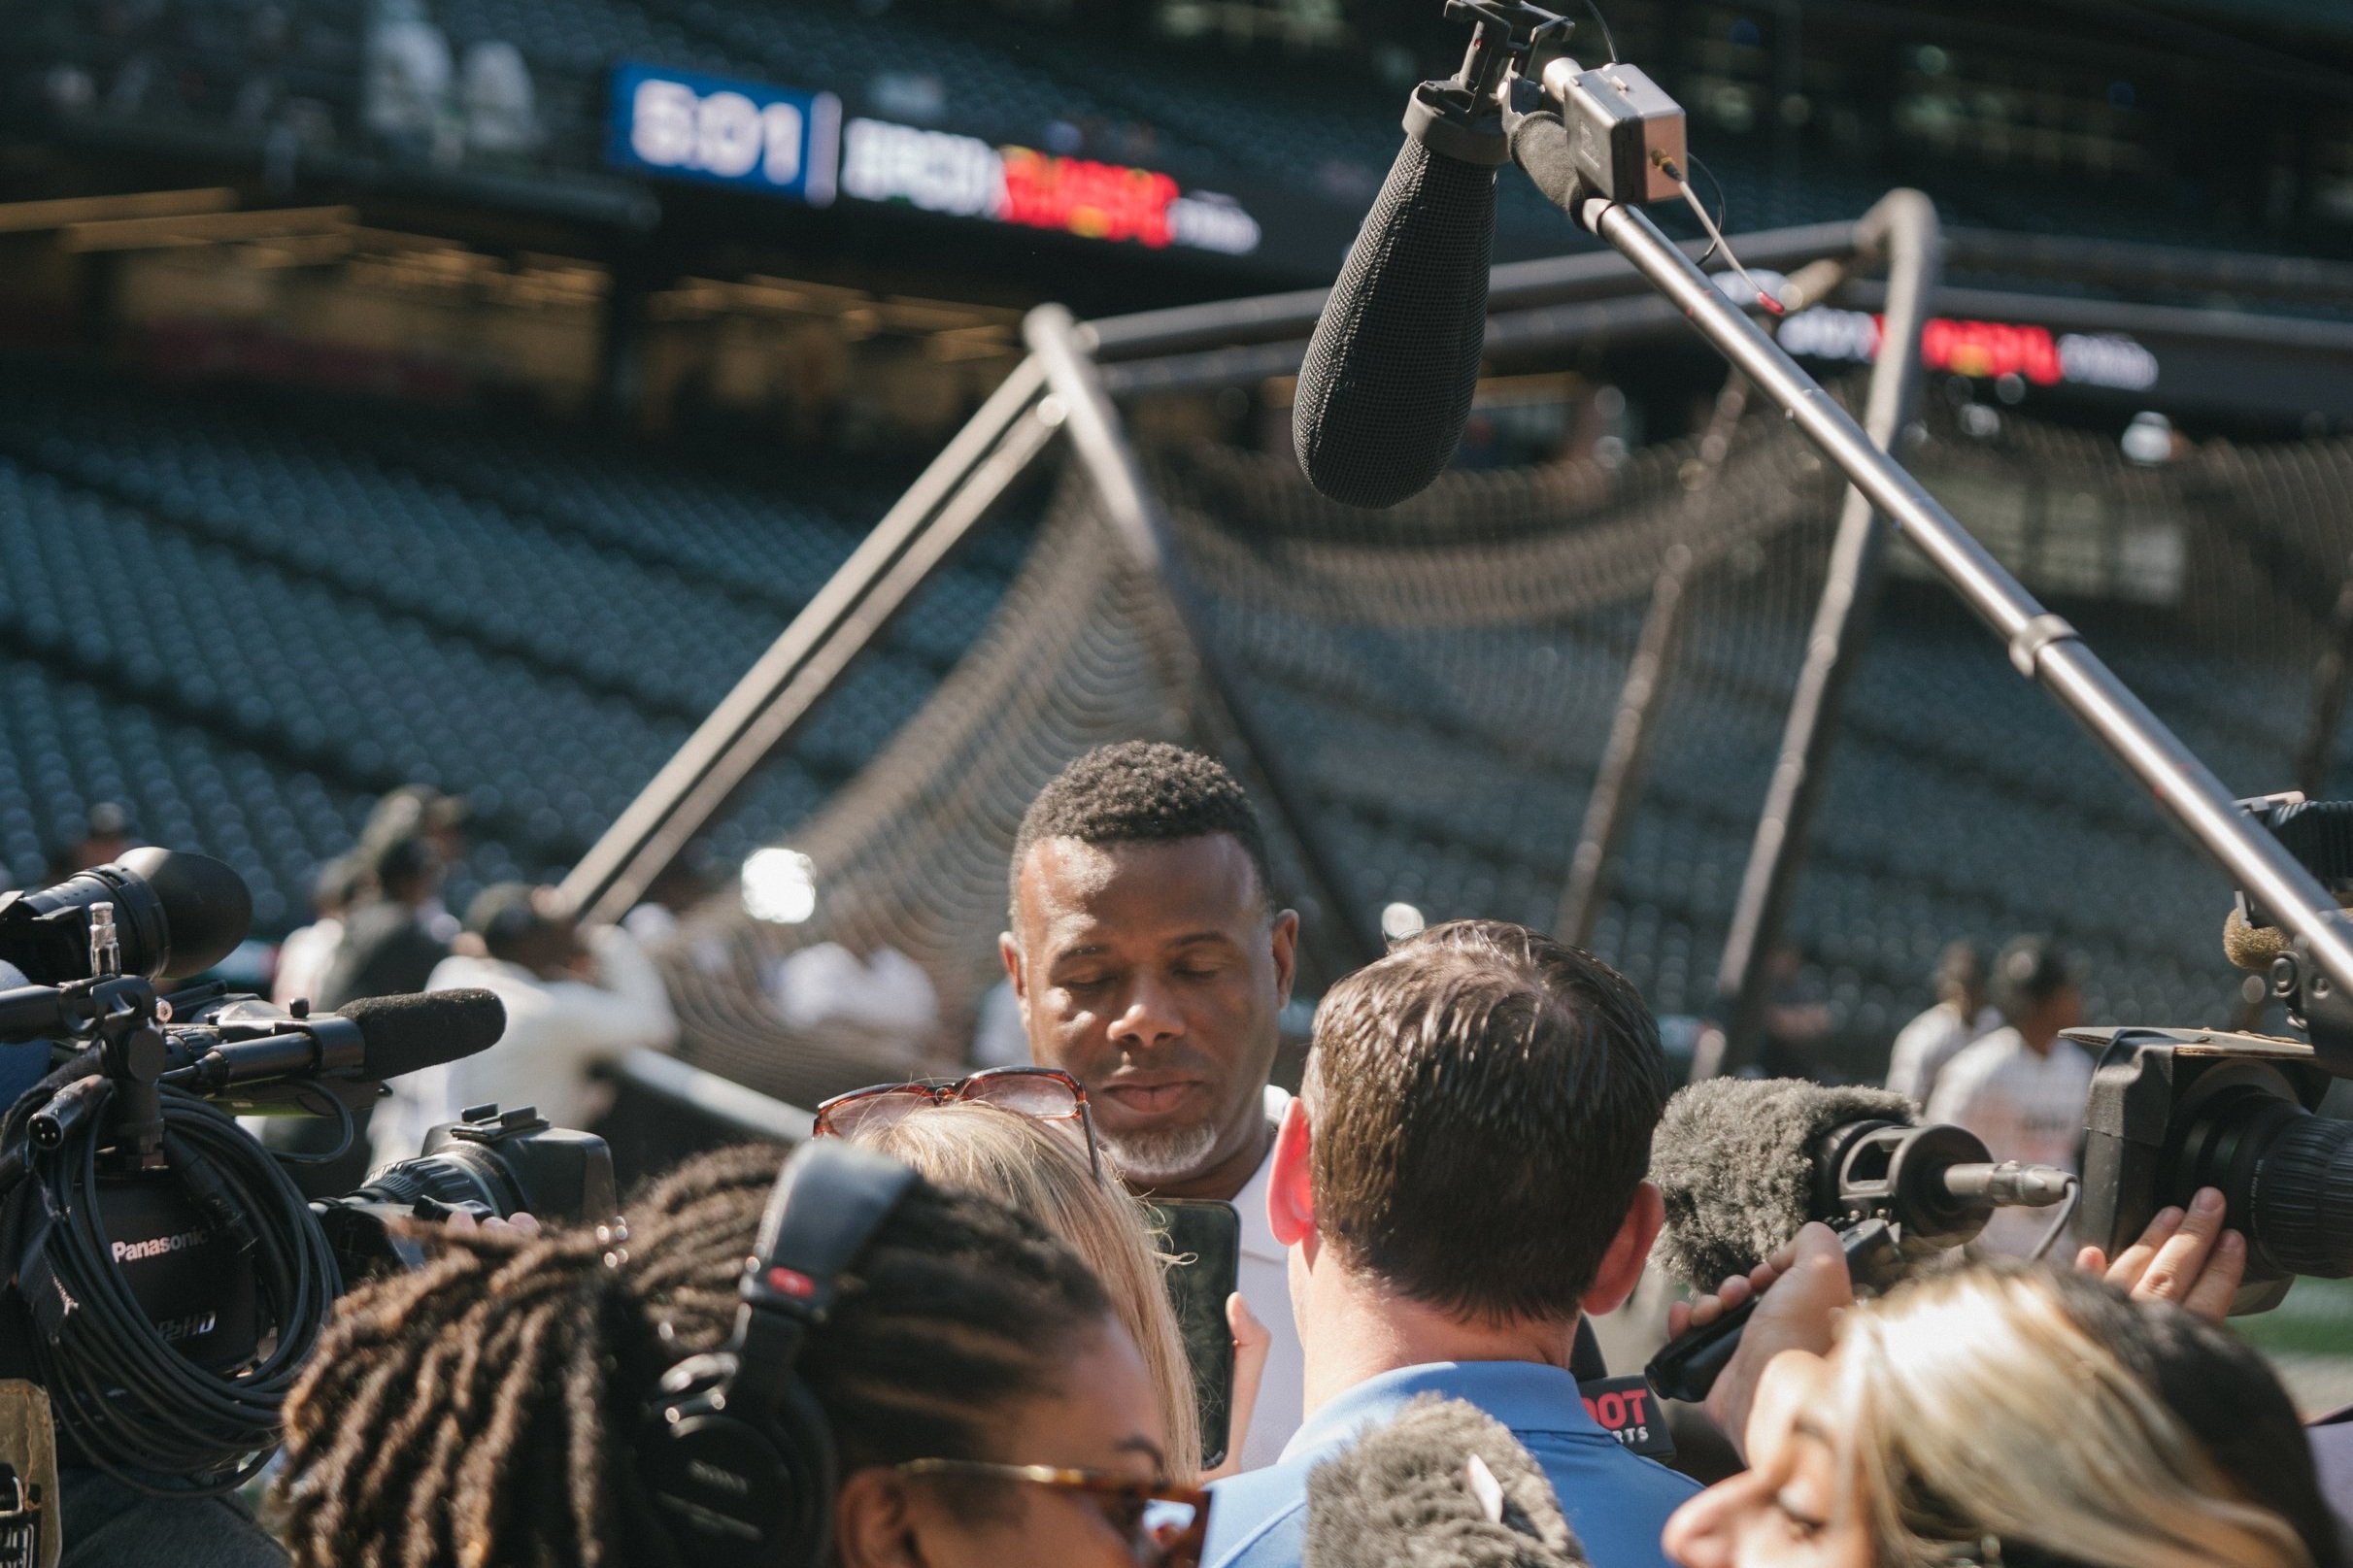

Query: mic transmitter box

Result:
[1546,61,1685,204]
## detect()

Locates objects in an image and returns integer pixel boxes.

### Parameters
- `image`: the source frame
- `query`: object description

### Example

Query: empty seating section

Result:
[0,361,997,929]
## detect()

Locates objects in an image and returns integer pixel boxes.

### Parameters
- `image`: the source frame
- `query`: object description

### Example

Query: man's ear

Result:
[1580,1179,1664,1318]
[998,930,1025,1000]
[1268,1094,1316,1249]
[833,1466,923,1568]
[1268,909,1300,1011]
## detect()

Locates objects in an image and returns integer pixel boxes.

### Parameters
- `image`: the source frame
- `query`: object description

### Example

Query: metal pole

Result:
[1571,192,2353,1009]
[1557,372,1752,948]
[1085,220,1861,358]
[1025,305,1387,968]
[561,357,1054,923]
[1713,189,1939,1075]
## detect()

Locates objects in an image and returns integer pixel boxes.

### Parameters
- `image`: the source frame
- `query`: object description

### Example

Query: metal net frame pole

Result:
[560,358,1058,925]
[1710,190,1941,1076]
[1555,370,1752,949]
[1564,189,2353,1049]
[1025,304,1388,970]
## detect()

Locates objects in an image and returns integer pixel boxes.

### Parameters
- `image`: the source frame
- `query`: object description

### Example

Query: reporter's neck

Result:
[1298,1266,1581,1417]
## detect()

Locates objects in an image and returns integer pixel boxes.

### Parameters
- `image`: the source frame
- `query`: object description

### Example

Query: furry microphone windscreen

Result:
[2223,906,2298,973]
[1304,1395,1589,1568]
[1648,1077,1916,1288]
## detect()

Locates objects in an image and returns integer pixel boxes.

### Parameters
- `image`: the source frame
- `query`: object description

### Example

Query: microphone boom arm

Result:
[1516,155,2353,1050]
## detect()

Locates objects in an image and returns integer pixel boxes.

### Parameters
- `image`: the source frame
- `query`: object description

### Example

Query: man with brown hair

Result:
[1202,919,1696,1568]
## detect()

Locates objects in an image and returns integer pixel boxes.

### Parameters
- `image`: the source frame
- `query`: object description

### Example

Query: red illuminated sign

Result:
[1000,148,1180,247]
[1921,317,2063,384]
[1773,301,2158,390]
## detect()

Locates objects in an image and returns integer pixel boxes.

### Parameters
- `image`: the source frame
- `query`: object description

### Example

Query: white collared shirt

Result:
[1227,1084,1303,1473]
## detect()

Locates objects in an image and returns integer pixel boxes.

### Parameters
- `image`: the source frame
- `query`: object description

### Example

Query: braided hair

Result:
[273,1145,1115,1568]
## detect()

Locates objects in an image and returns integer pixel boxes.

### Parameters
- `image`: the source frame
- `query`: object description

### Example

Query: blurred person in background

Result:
[274,1144,1207,1568]
[1000,742,1305,1471]
[314,833,448,1011]
[1884,940,1996,1107]
[270,831,452,1191]
[1661,1239,2340,1568]
[831,1090,1269,1482]
[1758,942,1832,1081]
[1925,935,2091,1255]
[357,784,467,942]
[271,854,364,1008]
[373,881,675,1164]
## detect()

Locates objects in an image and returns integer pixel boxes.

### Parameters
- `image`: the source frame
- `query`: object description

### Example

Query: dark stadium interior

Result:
[8,0,2353,1082]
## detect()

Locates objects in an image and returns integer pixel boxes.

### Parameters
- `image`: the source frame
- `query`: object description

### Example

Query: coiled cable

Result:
[0,1074,339,1492]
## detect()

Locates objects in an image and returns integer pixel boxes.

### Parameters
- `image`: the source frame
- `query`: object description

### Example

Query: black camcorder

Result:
[2073,794,2353,1314]
[316,1102,621,1278]
[0,850,619,1487]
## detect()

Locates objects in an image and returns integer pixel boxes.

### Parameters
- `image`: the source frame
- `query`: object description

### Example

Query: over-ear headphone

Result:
[635,1139,918,1568]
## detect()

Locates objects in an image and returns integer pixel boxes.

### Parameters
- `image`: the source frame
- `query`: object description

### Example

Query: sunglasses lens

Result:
[962,1073,1081,1118]
[819,1088,930,1139]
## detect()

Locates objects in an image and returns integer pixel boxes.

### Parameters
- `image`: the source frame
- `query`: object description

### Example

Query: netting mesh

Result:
[658,367,2353,1105]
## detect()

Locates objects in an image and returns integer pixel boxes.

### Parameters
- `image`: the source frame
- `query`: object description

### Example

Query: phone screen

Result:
[1147,1199,1242,1470]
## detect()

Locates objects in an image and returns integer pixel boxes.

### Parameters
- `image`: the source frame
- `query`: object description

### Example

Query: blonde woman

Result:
[1661,1227,2342,1568]
[824,1085,1267,1482]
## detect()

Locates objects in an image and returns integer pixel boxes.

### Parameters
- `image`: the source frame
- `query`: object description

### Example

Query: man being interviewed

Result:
[1003,742,1303,1470]
[1203,919,1697,1568]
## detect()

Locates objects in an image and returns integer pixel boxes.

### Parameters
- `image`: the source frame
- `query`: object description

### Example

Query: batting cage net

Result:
[657,379,2353,1106]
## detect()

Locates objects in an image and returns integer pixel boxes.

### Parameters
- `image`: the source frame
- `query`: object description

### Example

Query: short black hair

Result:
[1009,742,1273,918]
[1305,919,1672,1321]
[1991,935,2077,1019]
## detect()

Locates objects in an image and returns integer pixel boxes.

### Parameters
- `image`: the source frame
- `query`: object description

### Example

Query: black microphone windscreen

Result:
[1650,1078,1916,1287]
[1305,1395,1589,1568]
[1294,134,1496,510]
[1507,112,1581,218]
[117,847,252,980]
[340,988,506,1081]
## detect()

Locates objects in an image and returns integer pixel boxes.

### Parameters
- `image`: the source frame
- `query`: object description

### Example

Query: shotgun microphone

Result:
[1643,1078,2074,1402]
[1294,9,1572,509]
[1304,1394,1590,1568]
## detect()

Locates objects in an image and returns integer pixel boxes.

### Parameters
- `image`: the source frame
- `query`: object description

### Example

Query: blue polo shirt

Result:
[1203,1361,1697,1568]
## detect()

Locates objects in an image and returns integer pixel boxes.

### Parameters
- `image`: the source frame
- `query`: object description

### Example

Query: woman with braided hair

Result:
[272,1144,1209,1568]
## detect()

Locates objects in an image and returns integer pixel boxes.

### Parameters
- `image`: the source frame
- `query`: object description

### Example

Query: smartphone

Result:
[1147,1199,1242,1470]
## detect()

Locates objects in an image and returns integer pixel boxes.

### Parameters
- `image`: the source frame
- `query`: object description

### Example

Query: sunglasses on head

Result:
[896,1459,1209,1568]
[813,1067,1102,1180]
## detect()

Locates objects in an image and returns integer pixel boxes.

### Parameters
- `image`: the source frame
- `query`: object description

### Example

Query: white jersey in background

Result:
[1885,999,2000,1108]
[1925,1026,2094,1255]
[371,922,679,1166]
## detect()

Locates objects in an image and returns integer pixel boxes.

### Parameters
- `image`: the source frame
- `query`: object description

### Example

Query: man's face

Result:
[1003,834,1296,1191]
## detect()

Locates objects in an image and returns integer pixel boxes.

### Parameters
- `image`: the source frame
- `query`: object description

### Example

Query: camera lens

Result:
[353,1148,515,1217]
[2248,1114,2353,1279]
[1,849,251,983]
[2173,1083,2353,1280]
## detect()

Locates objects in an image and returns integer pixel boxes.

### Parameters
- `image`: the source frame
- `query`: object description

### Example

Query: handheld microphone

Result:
[1643,1078,2074,1402]
[1293,9,1569,509]
[1305,1394,1590,1568]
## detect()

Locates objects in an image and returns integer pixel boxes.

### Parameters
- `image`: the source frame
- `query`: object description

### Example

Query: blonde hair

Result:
[845,1102,1206,1481]
[1826,1265,2313,1568]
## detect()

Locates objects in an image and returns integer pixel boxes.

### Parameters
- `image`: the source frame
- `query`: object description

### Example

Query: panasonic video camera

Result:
[0,849,617,1485]
[2072,794,2353,1314]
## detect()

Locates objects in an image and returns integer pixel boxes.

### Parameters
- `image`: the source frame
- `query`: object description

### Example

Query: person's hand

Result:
[1200,1293,1270,1483]
[2074,1185,2244,1322]
[444,1210,542,1239]
[1664,1222,1852,1458]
